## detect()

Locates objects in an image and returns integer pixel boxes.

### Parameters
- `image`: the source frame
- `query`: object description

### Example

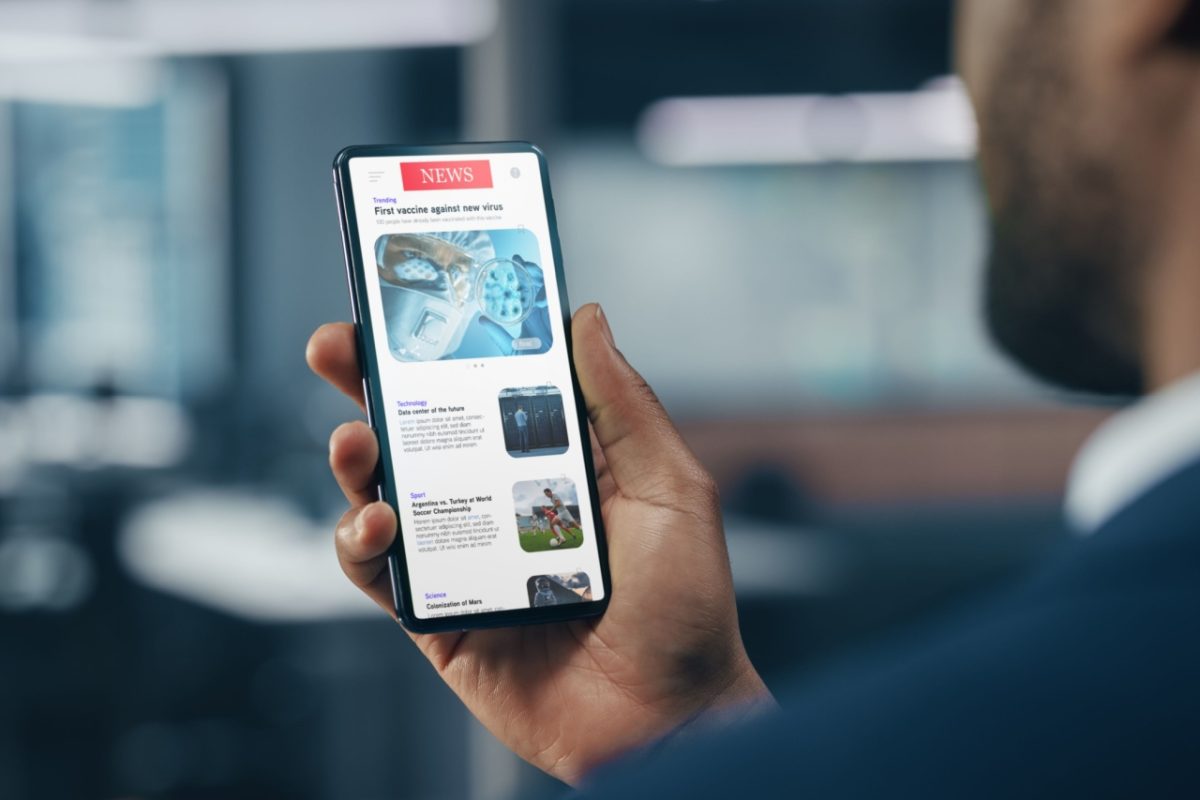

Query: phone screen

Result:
[336,146,607,626]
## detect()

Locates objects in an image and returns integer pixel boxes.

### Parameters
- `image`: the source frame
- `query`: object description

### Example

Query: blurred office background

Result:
[0,1,1114,798]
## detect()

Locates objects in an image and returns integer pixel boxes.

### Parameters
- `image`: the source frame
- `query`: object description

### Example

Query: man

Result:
[532,576,559,607]
[513,404,530,452]
[540,504,567,548]
[544,486,581,540]
[306,1,1200,795]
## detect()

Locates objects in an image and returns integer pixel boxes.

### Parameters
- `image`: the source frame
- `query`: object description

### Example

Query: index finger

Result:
[306,322,366,414]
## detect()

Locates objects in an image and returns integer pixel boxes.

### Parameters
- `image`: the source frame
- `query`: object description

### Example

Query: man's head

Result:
[544,488,553,497]
[957,0,1200,395]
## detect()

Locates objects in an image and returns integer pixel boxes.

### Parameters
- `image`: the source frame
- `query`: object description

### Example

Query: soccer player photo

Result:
[512,477,585,552]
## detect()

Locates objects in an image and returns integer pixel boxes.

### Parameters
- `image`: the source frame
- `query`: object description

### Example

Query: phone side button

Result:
[361,377,375,427]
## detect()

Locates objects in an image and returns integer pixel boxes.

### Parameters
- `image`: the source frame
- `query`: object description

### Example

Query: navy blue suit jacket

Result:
[584,461,1200,798]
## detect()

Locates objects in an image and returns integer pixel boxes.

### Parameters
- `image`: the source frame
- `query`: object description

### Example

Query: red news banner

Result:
[401,160,494,191]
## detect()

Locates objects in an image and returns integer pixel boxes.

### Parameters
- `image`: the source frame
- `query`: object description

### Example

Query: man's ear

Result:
[1098,0,1200,59]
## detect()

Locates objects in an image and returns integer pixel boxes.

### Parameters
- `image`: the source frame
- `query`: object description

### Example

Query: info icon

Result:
[510,167,521,179]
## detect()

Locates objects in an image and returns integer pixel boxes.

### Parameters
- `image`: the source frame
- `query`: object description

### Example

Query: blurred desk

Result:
[0,394,190,493]
[114,407,1107,624]
[120,491,374,622]
[119,493,848,622]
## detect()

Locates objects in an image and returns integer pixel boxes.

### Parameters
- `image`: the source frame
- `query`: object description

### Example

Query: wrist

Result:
[577,657,774,788]
[688,654,777,733]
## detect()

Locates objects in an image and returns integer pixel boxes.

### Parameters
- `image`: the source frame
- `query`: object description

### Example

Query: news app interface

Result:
[346,152,602,619]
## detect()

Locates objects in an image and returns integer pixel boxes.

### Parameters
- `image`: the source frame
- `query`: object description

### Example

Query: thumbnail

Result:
[527,572,592,608]
[498,385,569,458]
[374,228,553,362]
[513,477,584,552]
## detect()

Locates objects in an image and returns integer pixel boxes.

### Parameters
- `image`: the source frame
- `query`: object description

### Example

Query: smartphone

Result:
[331,142,611,632]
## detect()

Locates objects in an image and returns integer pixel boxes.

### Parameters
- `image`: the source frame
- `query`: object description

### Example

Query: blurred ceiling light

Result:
[0,44,163,106]
[0,0,497,56]
[637,76,978,166]
[0,0,495,107]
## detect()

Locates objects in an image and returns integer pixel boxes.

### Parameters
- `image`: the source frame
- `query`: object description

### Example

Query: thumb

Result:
[572,303,713,503]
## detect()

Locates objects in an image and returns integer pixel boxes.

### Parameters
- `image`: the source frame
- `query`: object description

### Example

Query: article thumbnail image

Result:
[499,385,569,459]
[513,477,584,552]
[374,228,553,362]
[527,572,592,608]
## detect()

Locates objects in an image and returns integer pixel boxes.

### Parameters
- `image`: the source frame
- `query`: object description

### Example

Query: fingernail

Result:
[595,304,615,348]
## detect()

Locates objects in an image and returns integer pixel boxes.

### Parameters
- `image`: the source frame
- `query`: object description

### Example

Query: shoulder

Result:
[582,470,1200,798]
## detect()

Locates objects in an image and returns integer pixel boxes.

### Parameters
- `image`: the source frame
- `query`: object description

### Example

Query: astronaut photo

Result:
[531,576,559,607]
[526,573,591,608]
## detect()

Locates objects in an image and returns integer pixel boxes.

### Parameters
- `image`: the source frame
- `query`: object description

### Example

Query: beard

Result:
[978,10,1145,397]
[983,167,1144,396]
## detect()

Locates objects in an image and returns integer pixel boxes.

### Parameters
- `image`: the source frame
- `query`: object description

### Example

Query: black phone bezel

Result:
[331,141,612,633]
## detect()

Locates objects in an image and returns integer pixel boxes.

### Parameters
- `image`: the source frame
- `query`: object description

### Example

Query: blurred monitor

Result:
[4,61,229,399]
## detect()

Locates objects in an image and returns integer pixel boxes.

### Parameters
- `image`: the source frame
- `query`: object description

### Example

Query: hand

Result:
[306,303,774,786]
